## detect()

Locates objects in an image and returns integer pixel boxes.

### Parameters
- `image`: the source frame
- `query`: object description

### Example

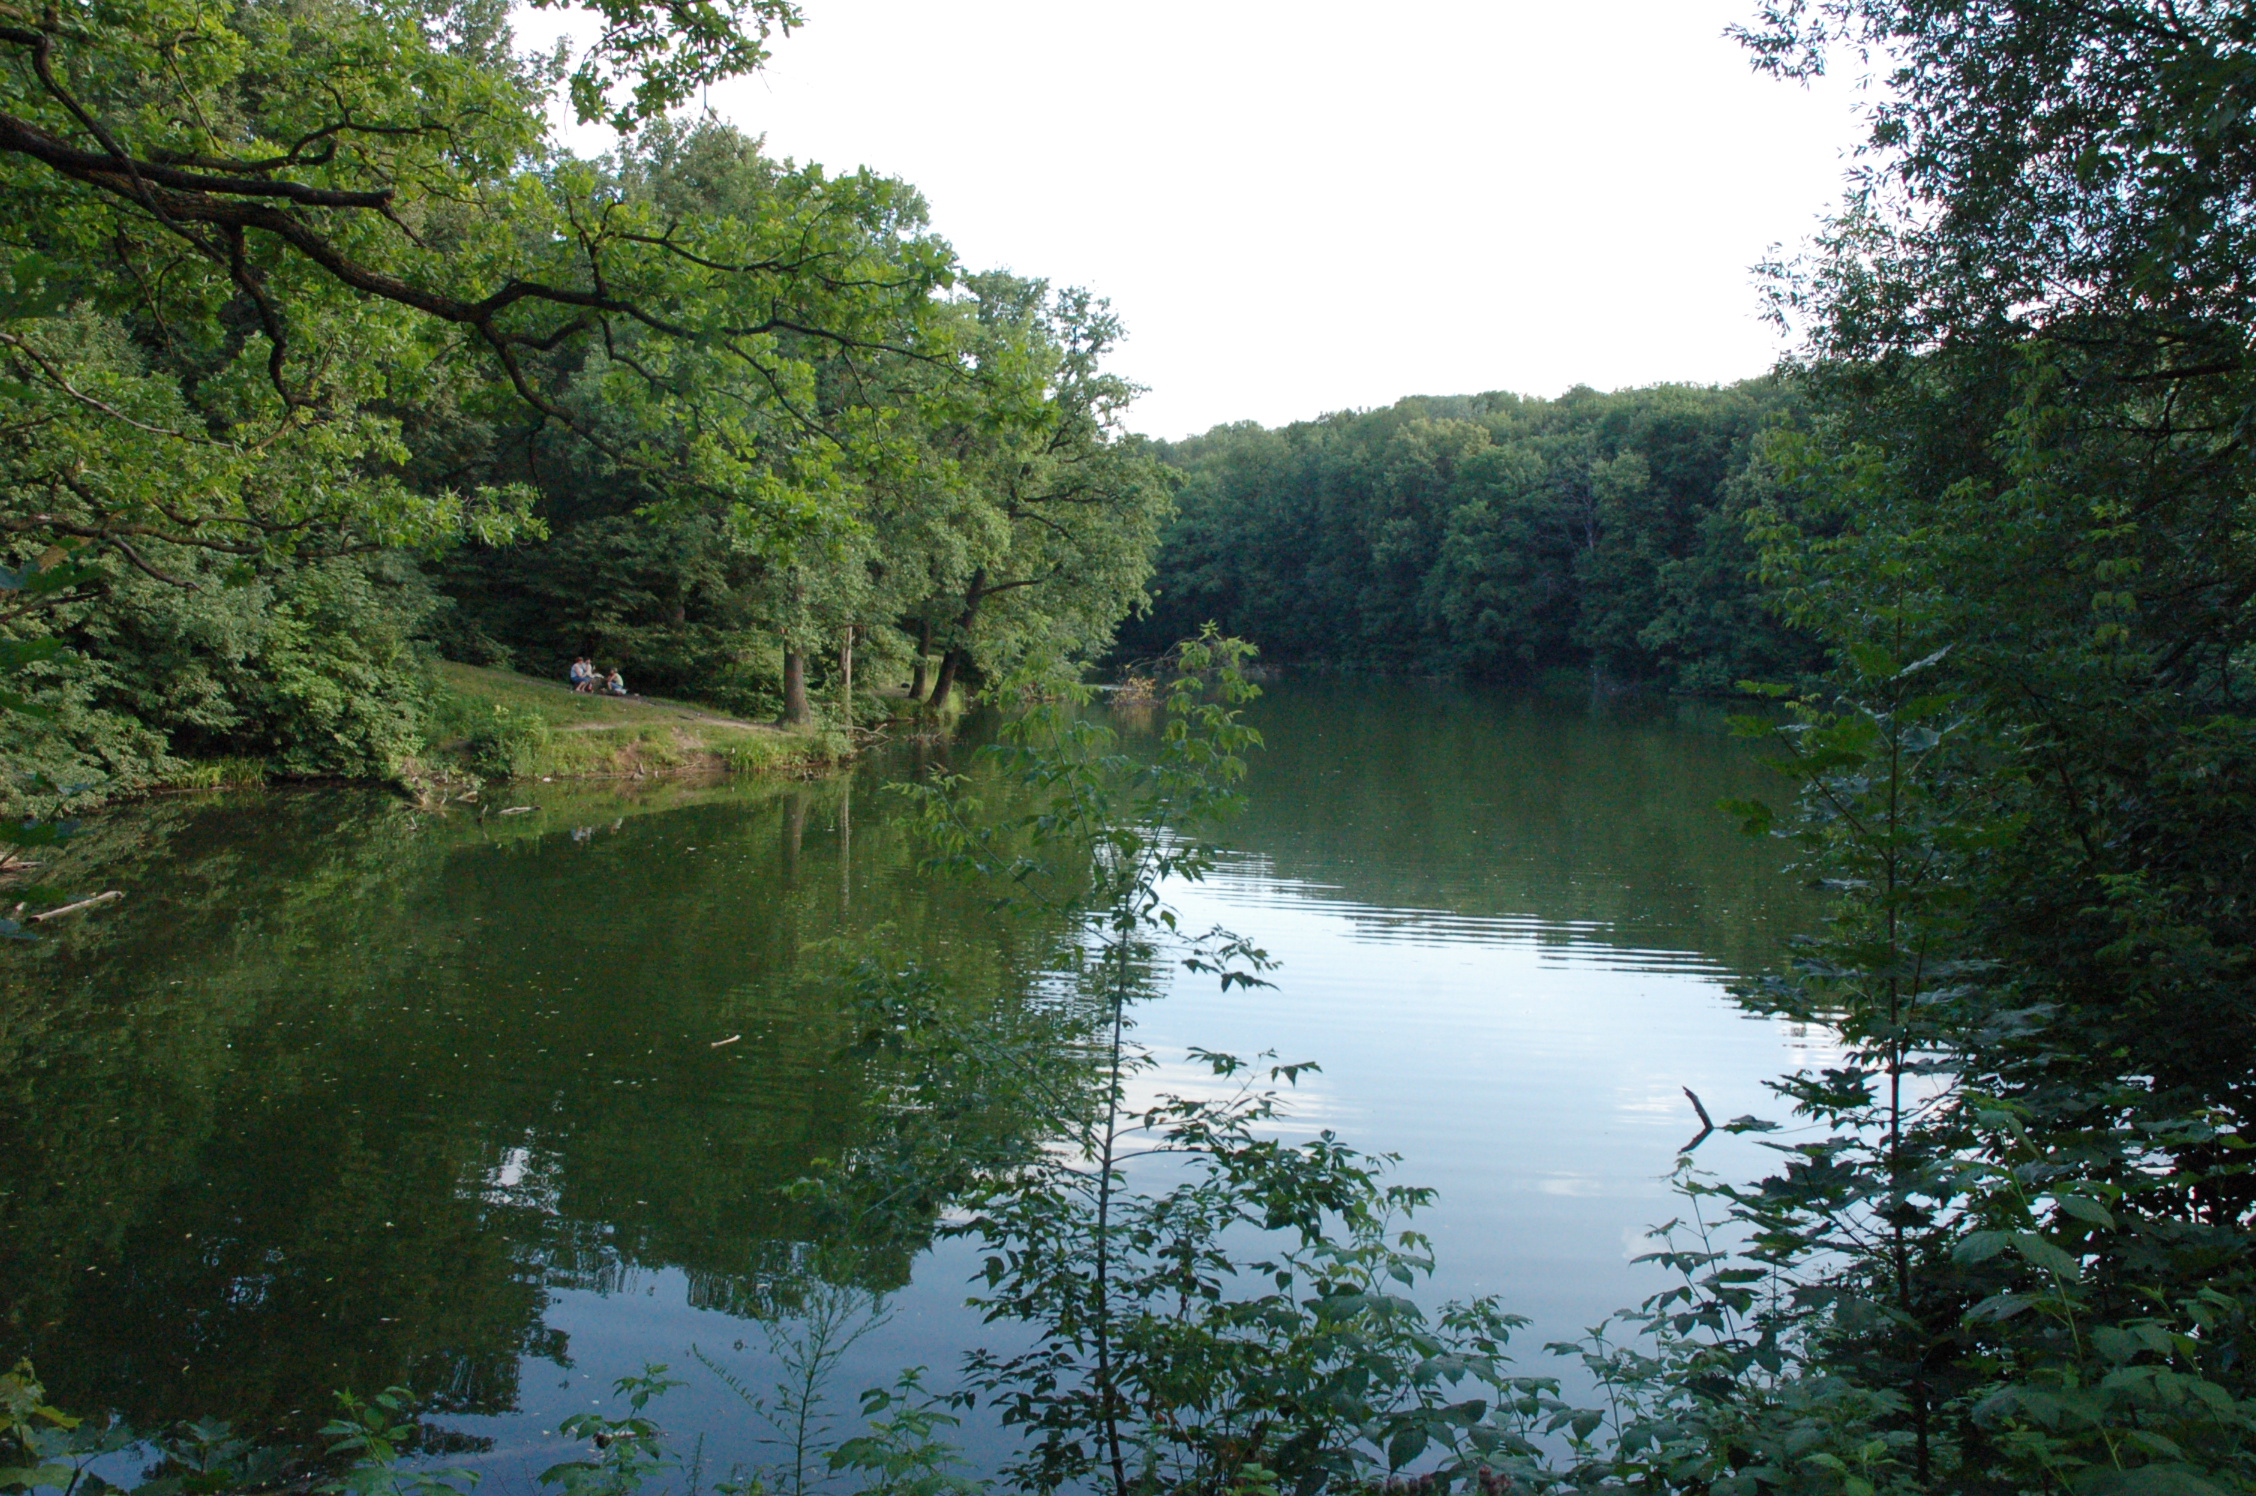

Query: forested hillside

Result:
[1124,381,1823,692]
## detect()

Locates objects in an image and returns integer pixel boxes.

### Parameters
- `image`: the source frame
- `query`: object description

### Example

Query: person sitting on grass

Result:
[568,657,590,691]
[605,668,628,696]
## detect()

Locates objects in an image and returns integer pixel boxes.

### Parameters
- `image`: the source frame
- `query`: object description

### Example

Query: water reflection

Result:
[1211,676,1815,971]
[1135,675,1827,1347]
[0,774,1068,1445]
[0,676,1825,1477]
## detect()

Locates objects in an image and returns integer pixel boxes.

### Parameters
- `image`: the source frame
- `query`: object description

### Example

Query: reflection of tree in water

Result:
[0,682,1777,1458]
[696,1276,892,1496]
[0,764,1087,1444]
[1169,678,1822,974]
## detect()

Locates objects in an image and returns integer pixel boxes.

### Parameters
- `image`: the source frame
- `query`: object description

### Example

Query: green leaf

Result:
[2010,1232,2085,1277]
[1896,644,1953,678]
[2054,1194,2118,1229]
[1846,642,1898,681]
[1954,1230,2010,1263]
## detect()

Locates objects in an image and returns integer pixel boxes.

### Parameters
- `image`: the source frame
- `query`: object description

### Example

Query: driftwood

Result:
[30,890,122,922]
[1679,1086,1716,1155]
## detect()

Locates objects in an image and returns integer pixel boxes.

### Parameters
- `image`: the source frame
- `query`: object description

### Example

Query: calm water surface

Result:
[0,676,1825,1483]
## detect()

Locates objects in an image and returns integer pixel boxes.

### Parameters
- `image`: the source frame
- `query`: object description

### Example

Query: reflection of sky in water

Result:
[1140,864,1842,1329]
[441,847,1843,1488]
[445,1248,1028,1494]
[1203,852,1744,972]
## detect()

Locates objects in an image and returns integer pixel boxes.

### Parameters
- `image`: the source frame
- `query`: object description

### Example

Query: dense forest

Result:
[1124,381,1823,692]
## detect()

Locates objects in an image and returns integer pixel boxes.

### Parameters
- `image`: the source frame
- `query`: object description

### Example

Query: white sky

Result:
[530,1,1870,440]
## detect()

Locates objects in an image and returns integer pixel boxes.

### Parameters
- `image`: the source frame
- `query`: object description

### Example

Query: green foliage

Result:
[4,553,440,809]
[826,1372,981,1496]
[0,0,1049,790]
[0,553,94,903]
[1737,0,2256,357]
[0,0,953,570]
[435,265,1171,723]
[881,635,1581,1496]
[21,1,2256,1492]
[3,1361,301,1496]
[0,1361,79,1495]
[163,758,271,791]
[955,1057,1567,1496]
[540,1368,684,1496]
[458,703,553,780]
[1567,4,2256,1487]
[322,1386,480,1496]
[697,1285,893,1496]
[1127,384,1821,692]
[434,514,777,711]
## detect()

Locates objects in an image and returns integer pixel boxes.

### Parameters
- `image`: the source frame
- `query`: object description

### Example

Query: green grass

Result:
[160,756,271,790]
[431,662,756,728]
[418,663,849,785]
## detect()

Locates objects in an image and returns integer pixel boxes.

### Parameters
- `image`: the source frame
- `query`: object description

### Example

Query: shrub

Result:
[5,550,440,805]
[460,704,553,780]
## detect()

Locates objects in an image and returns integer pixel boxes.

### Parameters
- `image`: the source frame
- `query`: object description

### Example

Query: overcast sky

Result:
[533,1,1870,439]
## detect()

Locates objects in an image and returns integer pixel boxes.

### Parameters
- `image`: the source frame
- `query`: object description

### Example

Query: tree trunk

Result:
[780,650,811,728]
[922,573,986,715]
[838,626,854,725]
[926,649,965,714]
[908,618,933,700]
[780,791,805,878]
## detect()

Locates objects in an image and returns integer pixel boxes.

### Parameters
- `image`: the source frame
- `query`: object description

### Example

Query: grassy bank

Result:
[405,662,852,788]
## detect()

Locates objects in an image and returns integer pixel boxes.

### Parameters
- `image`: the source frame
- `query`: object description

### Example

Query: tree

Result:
[0,0,953,590]
[0,0,967,792]
[886,276,1169,714]
[1741,0,2256,360]
[1594,5,2256,1490]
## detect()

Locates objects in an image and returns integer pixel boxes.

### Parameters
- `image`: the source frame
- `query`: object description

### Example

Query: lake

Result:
[0,675,1826,1486]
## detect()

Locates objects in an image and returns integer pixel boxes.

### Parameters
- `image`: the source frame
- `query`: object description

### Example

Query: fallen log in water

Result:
[30,890,123,922]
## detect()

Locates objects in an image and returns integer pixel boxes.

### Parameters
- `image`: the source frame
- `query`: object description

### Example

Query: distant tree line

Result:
[1122,382,1824,692]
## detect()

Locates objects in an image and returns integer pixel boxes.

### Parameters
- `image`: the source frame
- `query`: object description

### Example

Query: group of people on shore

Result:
[568,658,629,696]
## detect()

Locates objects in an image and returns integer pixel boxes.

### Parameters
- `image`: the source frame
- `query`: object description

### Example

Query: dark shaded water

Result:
[0,677,1823,1485]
